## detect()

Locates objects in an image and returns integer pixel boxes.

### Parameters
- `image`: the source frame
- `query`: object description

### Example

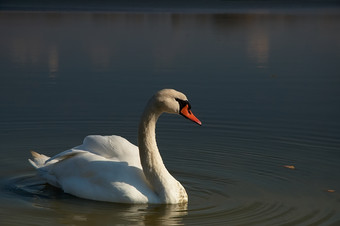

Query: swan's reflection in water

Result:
[37,198,187,226]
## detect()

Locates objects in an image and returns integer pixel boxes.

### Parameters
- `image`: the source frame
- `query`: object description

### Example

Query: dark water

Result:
[1,7,340,225]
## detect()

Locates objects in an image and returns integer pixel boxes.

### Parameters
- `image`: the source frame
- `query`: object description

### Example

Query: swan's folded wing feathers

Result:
[43,135,139,167]
[44,135,128,164]
[80,135,141,166]
[45,149,87,164]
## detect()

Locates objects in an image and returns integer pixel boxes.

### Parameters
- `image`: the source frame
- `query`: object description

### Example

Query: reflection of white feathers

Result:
[29,89,199,204]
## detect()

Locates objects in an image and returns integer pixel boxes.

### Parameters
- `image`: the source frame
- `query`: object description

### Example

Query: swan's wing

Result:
[44,135,140,168]
[78,135,141,167]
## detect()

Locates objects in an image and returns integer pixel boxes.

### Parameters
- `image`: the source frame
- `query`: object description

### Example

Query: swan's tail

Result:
[28,151,50,169]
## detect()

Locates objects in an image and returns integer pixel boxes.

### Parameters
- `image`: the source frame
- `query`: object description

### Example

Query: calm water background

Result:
[1,4,340,225]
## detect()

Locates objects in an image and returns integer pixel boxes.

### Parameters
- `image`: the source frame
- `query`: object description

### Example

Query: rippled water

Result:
[1,7,340,225]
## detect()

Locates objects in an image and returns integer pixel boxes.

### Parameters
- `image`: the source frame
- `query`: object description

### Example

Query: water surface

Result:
[0,8,340,225]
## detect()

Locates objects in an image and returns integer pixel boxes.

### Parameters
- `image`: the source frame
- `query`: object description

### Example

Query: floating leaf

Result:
[283,165,295,170]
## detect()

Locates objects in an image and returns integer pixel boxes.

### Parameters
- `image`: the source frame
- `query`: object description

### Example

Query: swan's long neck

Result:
[138,101,183,203]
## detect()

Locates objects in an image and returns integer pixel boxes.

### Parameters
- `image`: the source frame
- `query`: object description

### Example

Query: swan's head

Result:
[152,89,201,125]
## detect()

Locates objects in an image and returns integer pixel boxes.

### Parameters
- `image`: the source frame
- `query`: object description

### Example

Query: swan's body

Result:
[29,89,201,204]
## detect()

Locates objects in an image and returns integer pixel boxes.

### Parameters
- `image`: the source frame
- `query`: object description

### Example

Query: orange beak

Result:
[180,104,202,126]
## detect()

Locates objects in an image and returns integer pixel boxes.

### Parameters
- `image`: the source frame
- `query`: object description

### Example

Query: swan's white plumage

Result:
[29,89,199,204]
[30,135,158,203]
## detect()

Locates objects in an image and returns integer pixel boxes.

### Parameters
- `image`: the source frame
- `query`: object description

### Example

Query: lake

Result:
[0,4,340,225]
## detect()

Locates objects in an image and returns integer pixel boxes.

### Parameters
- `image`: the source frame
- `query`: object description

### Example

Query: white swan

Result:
[29,89,201,204]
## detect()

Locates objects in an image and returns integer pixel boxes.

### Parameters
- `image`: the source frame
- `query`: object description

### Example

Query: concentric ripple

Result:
[163,120,340,225]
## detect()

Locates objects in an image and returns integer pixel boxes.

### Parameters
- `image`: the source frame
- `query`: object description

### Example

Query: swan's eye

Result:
[175,98,191,111]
